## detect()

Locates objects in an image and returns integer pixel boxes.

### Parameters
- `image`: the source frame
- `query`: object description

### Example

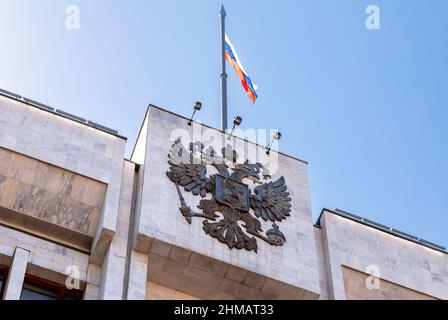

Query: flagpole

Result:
[219,5,228,132]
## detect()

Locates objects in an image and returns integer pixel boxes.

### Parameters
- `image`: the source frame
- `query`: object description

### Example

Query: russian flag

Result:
[225,34,258,104]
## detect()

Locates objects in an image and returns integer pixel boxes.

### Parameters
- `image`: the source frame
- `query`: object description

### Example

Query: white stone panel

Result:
[98,160,135,299]
[134,106,321,297]
[2,247,29,300]
[0,96,126,245]
[320,211,448,300]
[126,251,148,300]
[0,225,89,283]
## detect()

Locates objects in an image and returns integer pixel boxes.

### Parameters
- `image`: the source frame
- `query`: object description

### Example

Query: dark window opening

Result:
[0,265,83,300]
[21,282,59,300]
[0,266,8,300]
[20,274,83,300]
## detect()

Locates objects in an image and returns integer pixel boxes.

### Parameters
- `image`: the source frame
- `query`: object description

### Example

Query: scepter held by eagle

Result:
[166,138,292,253]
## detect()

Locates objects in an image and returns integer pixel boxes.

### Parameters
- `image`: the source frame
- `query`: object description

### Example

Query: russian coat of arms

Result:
[166,138,292,253]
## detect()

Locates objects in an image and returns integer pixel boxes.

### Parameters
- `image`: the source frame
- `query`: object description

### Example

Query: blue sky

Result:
[0,0,446,248]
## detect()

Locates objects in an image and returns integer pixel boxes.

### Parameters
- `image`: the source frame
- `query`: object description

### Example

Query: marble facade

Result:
[0,92,446,300]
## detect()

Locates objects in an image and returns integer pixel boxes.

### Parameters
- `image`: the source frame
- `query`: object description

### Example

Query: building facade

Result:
[0,89,446,300]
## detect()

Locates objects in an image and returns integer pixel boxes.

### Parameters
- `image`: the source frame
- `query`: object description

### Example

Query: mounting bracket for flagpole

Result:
[219,4,228,133]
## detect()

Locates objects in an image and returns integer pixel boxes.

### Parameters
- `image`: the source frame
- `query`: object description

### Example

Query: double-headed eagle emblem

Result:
[166,138,292,253]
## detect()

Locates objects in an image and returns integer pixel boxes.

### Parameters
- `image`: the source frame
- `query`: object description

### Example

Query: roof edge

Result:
[147,103,309,165]
[315,208,447,255]
[0,88,127,140]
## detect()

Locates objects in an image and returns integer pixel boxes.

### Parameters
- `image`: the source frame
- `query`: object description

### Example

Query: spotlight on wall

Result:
[227,116,243,140]
[188,101,202,126]
[266,131,282,155]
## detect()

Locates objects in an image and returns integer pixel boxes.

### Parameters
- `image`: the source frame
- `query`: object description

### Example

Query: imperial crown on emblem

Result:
[166,138,292,253]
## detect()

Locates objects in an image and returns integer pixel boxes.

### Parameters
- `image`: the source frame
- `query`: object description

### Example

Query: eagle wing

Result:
[250,176,292,222]
[166,139,211,198]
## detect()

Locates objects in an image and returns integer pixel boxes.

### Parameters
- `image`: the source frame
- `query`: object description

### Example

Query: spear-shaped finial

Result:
[219,4,226,17]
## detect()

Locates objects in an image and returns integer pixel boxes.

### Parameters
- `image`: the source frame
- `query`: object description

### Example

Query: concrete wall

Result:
[1,94,446,300]
[147,282,199,300]
[341,266,437,300]
[0,225,89,289]
[0,95,126,264]
[318,210,448,300]
[0,94,128,299]
[132,106,321,299]
[0,147,106,251]
[145,241,314,299]
[98,160,136,299]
